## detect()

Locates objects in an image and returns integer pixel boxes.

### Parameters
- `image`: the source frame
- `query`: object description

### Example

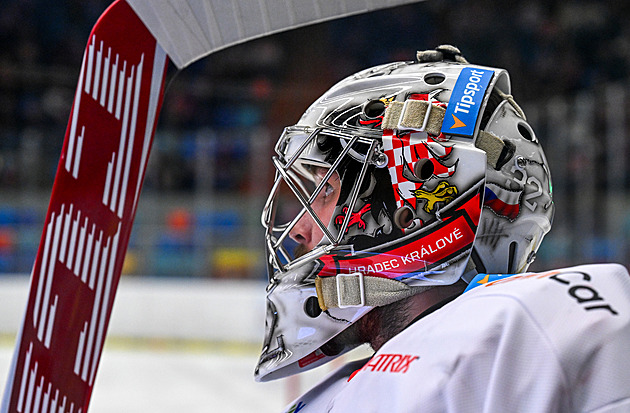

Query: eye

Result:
[323,182,334,197]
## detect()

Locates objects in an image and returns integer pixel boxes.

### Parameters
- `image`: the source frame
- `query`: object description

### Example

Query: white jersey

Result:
[282,263,630,412]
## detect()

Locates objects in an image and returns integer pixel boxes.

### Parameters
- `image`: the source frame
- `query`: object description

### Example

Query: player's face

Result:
[289,166,341,255]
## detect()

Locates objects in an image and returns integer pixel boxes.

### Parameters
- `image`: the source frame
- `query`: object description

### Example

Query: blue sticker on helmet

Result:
[464,273,516,292]
[441,67,494,138]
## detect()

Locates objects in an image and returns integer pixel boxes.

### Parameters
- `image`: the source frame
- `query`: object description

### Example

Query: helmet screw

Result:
[526,251,537,264]
[516,157,527,168]
[373,151,388,167]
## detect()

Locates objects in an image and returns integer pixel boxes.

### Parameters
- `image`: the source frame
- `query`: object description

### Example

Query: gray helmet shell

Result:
[256,47,554,382]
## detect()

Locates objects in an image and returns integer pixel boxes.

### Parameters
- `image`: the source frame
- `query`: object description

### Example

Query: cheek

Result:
[319,201,338,228]
[318,187,341,229]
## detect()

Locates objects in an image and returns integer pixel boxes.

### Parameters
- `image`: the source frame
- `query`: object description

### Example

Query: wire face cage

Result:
[262,126,380,277]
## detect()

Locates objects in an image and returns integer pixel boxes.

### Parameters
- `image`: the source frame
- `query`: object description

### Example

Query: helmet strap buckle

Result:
[336,272,366,308]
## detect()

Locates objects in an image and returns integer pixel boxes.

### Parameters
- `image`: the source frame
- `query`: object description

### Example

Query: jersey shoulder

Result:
[455,263,630,411]
[464,263,630,316]
[460,263,630,349]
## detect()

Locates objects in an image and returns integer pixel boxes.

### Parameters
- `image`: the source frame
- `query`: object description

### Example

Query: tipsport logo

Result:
[441,68,494,138]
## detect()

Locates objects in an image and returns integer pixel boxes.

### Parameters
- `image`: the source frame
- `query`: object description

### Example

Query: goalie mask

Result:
[255,46,554,381]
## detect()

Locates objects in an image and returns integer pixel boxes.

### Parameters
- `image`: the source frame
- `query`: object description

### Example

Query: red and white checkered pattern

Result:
[383,130,456,211]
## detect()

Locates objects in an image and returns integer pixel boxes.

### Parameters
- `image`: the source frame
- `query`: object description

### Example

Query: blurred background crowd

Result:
[1,0,630,278]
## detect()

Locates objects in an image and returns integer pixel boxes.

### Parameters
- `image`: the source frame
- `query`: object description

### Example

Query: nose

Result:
[289,211,317,251]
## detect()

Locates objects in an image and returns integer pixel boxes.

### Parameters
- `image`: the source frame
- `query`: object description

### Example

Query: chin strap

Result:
[381,99,446,136]
[381,97,516,170]
[476,130,515,170]
[315,272,431,311]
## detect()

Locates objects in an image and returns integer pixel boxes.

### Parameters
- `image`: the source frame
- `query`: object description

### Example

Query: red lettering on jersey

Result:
[349,353,420,381]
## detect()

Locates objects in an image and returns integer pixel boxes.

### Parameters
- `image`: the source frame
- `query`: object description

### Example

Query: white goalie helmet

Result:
[255,45,554,381]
